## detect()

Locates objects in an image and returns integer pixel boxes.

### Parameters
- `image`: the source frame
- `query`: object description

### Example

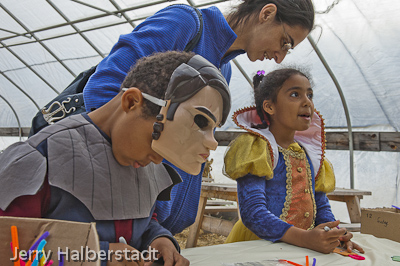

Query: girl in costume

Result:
[82,0,316,235]
[224,68,364,254]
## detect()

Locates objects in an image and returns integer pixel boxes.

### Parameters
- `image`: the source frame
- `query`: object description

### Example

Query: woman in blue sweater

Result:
[83,0,315,235]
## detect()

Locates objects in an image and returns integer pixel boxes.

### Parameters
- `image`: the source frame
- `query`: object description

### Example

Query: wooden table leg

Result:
[344,196,361,223]
[185,195,207,248]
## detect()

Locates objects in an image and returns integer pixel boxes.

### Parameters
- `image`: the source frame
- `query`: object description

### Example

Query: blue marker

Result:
[31,239,46,266]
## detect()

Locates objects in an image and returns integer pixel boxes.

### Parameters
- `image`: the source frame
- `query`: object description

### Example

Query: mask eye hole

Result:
[194,114,209,129]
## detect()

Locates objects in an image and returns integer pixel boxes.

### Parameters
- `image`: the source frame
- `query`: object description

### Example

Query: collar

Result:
[232,106,326,177]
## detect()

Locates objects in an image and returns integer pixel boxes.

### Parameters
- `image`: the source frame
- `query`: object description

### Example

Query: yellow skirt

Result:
[225,219,261,244]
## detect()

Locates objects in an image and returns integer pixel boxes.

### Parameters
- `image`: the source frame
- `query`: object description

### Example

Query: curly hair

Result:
[121,51,195,118]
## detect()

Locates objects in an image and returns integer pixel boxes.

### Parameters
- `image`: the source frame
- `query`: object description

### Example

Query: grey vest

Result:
[0,114,181,220]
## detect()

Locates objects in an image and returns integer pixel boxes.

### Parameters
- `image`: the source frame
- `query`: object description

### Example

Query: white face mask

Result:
[122,54,231,174]
[151,85,223,175]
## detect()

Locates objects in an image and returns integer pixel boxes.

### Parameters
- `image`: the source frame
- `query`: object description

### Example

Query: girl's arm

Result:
[237,174,292,242]
[314,191,335,225]
[281,220,345,254]
[238,175,350,254]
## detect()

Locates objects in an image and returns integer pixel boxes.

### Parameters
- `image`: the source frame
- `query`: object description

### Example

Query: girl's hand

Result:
[108,243,144,266]
[144,237,190,266]
[304,220,346,253]
[339,229,365,254]
[281,220,345,254]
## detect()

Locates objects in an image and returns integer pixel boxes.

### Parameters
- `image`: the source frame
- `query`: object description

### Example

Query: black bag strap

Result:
[183,7,203,52]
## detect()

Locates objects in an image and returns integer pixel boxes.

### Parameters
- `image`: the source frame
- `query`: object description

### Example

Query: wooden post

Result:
[344,196,362,223]
[185,195,207,248]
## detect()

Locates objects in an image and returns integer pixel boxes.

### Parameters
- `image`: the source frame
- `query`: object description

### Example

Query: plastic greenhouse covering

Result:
[0,0,399,222]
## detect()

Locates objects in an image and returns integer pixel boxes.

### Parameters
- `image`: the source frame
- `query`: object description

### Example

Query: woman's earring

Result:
[152,114,164,140]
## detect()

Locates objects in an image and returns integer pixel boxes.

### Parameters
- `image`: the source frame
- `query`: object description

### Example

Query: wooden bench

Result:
[185,183,371,248]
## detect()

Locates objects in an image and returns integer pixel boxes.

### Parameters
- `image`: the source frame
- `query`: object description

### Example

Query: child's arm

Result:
[281,220,346,253]
[314,191,335,225]
[237,175,293,242]
[141,218,188,265]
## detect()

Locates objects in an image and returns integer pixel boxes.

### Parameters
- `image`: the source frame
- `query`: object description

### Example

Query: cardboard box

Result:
[0,216,100,266]
[361,207,400,243]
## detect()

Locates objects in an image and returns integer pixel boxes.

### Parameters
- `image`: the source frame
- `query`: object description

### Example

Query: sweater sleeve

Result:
[83,5,199,111]
[140,219,180,252]
[237,174,292,243]
[314,191,336,225]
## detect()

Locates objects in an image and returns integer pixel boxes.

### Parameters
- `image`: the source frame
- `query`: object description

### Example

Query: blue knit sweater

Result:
[83,4,244,235]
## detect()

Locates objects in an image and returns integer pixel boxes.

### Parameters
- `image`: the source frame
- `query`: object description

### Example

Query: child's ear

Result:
[263,100,275,116]
[121,87,144,113]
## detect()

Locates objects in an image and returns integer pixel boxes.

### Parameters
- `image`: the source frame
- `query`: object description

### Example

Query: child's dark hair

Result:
[252,68,311,129]
[227,0,315,32]
[121,51,195,118]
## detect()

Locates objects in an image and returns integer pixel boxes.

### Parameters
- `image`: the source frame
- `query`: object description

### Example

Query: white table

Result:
[182,233,400,265]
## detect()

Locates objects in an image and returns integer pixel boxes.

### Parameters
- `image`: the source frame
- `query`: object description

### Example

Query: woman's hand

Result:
[144,237,189,266]
[108,243,144,266]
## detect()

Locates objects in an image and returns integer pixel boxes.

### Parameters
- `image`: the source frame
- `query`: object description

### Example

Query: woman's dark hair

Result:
[121,51,195,118]
[227,0,315,32]
[252,67,311,129]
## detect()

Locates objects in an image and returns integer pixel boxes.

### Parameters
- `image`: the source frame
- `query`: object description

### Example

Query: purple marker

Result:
[392,205,400,211]
[28,231,49,255]
[312,258,316,266]
[58,251,64,266]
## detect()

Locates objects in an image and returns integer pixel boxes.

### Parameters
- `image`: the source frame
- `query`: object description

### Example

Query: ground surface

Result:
[175,228,227,249]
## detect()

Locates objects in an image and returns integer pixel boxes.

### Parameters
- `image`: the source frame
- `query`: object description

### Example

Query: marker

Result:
[44,260,53,266]
[306,256,309,266]
[280,260,303,266]
[39,248,46,266]
[312,258,317,266]
[25,251,37,266]
[28,232,49,255]
[119,236,128,244]
[31,240,47,266]
[58,251,64,266]
[11,226,21,266]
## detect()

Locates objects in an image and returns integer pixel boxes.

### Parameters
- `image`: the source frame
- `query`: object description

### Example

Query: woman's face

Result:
[244,18,309,63]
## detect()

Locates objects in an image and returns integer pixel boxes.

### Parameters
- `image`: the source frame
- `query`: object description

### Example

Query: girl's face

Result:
[264,74,314,134]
